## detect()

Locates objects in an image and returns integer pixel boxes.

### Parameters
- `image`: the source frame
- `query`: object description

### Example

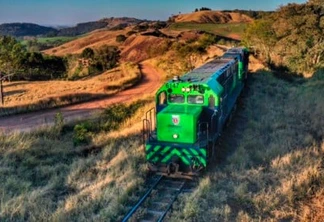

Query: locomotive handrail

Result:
[210,110,218,140]
[142,119,150,145]
[198,122,209,148]
[145,107,156,133]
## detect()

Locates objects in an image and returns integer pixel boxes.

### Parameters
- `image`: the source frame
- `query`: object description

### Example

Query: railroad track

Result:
[122,175,197,222]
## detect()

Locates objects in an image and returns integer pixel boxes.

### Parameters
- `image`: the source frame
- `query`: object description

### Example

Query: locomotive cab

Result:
[144,47,249,178]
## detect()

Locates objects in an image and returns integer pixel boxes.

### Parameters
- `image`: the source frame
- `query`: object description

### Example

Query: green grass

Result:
[169,22,247,38]
[38,36,77,44]
[20,36,77,45]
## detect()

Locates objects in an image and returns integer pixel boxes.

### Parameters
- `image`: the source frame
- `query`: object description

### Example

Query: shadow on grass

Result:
[3,81,28,87]
[0,92,110,117]
[201,69,324,220]
[0,128,146,221]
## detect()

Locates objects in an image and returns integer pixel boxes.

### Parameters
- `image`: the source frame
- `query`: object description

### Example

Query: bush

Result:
[116,35,127,43]
[126,31,137,36]
[73,122,92,146]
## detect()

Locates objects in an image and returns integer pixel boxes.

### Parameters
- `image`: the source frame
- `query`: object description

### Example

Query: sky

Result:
[0,0,308,26]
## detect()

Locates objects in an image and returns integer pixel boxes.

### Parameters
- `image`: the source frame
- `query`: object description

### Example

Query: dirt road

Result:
[0,63,161,133]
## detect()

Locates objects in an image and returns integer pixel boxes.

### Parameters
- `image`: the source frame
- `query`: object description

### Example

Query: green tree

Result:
[116,34,127,43]
[81,47,94,59]
[0,36,26,77]
[244,19,276,64]
[94,45,120,71]
[244,2,324,74]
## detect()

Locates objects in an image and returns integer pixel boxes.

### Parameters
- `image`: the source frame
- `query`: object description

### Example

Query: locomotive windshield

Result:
[169,94,184,103]
[188,95,204,104]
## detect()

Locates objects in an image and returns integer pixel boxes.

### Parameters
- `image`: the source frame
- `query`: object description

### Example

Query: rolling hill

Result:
[0,23,57,37]
[0,17,144,37]
[57,17,143,36]
[172,10,253,23]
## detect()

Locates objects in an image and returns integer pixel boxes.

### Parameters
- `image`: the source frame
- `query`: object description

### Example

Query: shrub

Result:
[73,122,92,146]
[116,35,127,43]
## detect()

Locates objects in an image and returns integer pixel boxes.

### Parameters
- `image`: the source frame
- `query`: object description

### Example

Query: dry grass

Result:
[1,62,141,116]
[174,11,253,24]
[170,70,324,221]
[0,98,155,221]
[42,28,132,56]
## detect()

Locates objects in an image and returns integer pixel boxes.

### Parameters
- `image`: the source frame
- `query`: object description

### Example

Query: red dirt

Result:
[0,63,161,133]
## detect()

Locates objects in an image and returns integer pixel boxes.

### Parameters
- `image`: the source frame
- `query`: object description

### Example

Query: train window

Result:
[169,94,184,103]
[188,95,204,104]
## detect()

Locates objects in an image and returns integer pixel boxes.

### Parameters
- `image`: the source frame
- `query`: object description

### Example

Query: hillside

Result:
[43,29,130,56]
[172,11,253,23]
[57,17,143,36]
[0,18,143,37]
[0,23,57,37]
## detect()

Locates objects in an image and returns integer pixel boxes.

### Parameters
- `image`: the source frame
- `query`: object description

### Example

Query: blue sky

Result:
[0,0,307,26]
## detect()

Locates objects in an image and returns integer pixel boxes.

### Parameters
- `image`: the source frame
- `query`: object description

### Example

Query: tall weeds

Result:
[171,71,324,221]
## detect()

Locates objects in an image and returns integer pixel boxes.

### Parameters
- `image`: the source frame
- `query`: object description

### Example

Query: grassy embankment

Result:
[170,69,324,221]
[20,36,79,51]
[169,23,247,39]
[0,98,155,221]
[1,62,141,116]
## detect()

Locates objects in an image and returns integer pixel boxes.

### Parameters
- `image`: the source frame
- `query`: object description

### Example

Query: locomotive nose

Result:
[157,105,202,144]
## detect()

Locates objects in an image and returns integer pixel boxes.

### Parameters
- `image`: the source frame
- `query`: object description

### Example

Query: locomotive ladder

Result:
[122,176,196,222]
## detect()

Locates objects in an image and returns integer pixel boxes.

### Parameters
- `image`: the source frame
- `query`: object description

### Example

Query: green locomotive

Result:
[143,47,249,178]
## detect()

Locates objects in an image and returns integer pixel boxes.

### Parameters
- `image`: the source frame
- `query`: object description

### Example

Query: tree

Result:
[243,2,324,74]
[244,19,276,64]
[200,7,211,11]
[116,34,127,43]
[81,47,94,59]
[308,0,324,6]
[94,45,120,71]
[0,36,26,78]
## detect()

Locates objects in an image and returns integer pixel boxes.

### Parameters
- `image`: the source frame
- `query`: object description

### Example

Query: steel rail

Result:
[156,180,186,222]
[122,175,163,222]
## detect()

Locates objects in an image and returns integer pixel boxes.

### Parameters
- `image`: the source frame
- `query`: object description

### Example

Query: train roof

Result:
[177,57,236,85]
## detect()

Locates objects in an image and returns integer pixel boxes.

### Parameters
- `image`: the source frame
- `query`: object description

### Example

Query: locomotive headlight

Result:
[173,134,179,139]
[182,88,185,92]
[186,88,190,92]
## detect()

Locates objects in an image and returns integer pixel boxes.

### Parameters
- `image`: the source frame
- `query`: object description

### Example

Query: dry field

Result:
[1,67,323,221]
[173,11,253,24]
[42,28,132,56]
[1,62,141,116]
[0,99,155,221]
[170,69,324,221]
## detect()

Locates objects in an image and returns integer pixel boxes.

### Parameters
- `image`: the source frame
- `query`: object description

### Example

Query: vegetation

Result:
[0,99,153,221]
[0,23,57,37]
[244,1,324,75]
[0,35,122,81]
[1,62,141,116]
[169,23,247,38]
[170,69,324,221]
[0,36,66,80]
[194,7,212,12]
[2,68,323,221]
[116,34,127,43]
[223,9,274,19]
[22,36,77,51]
[56,21,107,36]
